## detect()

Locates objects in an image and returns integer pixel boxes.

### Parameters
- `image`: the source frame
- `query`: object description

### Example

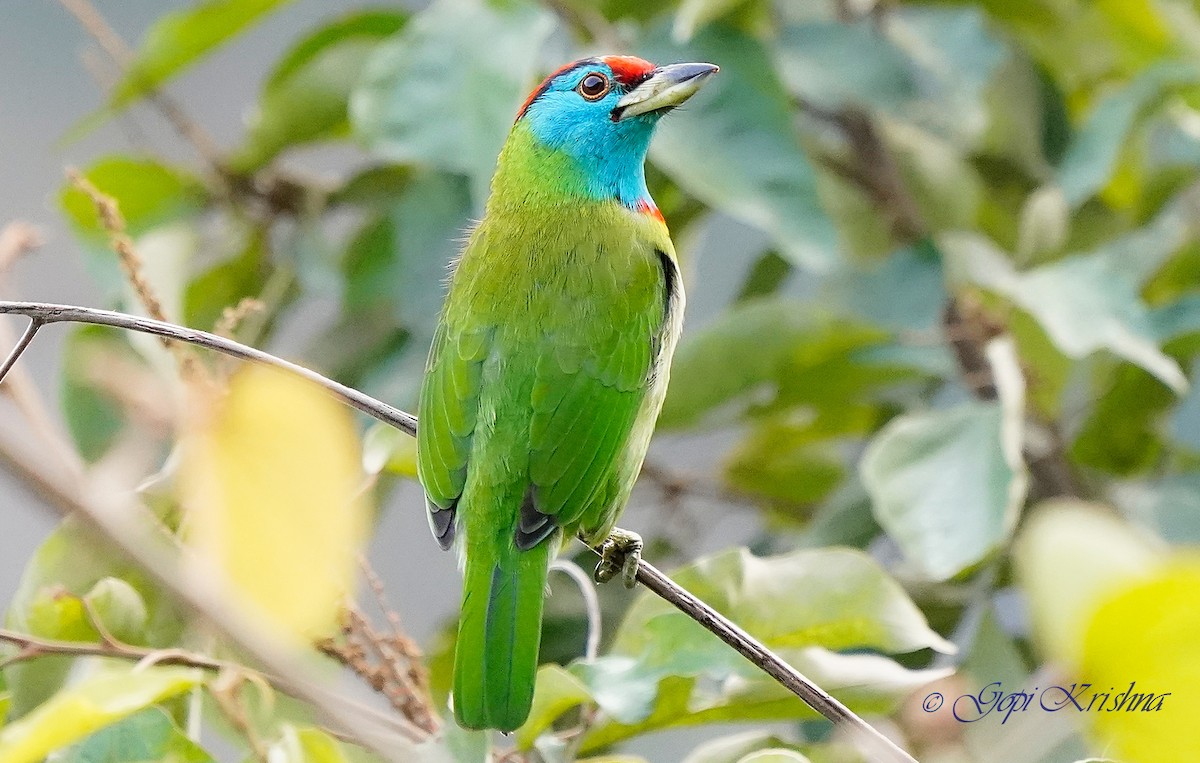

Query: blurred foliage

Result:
[5,0,1200,760]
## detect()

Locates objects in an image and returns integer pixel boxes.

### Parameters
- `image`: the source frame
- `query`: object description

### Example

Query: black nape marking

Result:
[514,486,557,551]
[655,248,678,321]
[426,495,456,550]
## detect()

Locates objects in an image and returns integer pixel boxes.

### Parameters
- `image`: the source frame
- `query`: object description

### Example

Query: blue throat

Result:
[522,106,657,210]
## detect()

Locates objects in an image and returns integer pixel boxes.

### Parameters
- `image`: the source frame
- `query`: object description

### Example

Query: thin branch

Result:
[0,302,416,436]
[0,299,915,761]
[57,0,224,167]
[0,319,40,386]
[549,559,602,661]
[619,557,918,763]
[0,629,401,754]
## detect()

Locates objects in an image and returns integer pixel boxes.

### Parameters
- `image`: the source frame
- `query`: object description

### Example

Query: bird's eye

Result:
[577,72,610,101]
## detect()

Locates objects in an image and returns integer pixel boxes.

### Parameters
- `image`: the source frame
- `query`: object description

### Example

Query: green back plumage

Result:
[418,114,684,731]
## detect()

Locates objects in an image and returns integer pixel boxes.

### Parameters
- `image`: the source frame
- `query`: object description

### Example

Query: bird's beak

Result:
[613,62,719,121]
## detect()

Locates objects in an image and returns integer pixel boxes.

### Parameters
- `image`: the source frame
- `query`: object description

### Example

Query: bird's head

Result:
[506,55,718,206]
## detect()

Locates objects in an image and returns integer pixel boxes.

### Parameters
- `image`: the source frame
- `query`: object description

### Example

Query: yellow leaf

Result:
[0,666,200,763]
[184,366,369,638]
[1080,560,1200,763]
[1014,501,1159,668]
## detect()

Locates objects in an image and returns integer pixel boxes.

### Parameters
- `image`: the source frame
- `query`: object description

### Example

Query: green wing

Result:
[416,317,490,548]
[526,250,666,537]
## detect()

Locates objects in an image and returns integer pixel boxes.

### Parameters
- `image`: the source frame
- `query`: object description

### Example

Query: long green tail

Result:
[452,533,551,731]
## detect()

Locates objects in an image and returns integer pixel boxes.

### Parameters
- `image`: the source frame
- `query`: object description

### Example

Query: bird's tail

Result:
[452,530,551,731]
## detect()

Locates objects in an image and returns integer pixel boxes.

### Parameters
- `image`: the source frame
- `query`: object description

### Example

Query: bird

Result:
[416,54,718,732]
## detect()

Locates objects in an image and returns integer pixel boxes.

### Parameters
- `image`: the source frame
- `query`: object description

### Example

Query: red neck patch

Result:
[636,198,666,224]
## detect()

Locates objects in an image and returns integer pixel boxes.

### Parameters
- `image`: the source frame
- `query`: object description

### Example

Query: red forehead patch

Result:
[600,55,656,86]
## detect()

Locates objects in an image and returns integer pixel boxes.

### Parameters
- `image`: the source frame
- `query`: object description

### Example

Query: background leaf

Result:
[351,0,555,202]
[110,0,295,109]
[232,11,409,171]
[0,667,201,763]
[641,25,840,271]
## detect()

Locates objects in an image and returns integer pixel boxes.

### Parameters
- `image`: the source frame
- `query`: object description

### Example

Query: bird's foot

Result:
[593,528,643,589]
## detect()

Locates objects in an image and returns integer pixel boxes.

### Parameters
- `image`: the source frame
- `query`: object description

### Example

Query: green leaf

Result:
[1057,62,1200,207]
[659,298,892,430]
[672,0,754,42]
[344,171,470,335]
[531,547,950,750]
[60,158,205,242]
[1070,362,1176,475]
[331,170,471,401]
[56,707,214,763]
[862,339,1028,580]
[81,578,148,646]
[723,413,868,513]
[0,666,201,763]
[775,21,917,113]
[946,200,1195,392]
[416,722,489,763]
[4,519,183,717]
[777,8,1005,146]
[351,0,555,201]
[822,240,947,332]
[183,229,270,332]
[231,11,409,171]
[640,24,839,271]
[614,547,952,659]
[329,165,411,207]
[514,665,593,749]
[361,423,417,479]
[578,646,947,752]
[110,0,295,109]
[59,326,138,463]
[1151,295,1200,343]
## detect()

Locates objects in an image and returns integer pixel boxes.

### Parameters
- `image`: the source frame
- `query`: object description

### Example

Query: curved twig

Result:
[0,300,917,763]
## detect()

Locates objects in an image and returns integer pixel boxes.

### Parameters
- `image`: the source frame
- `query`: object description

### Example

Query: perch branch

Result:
[618,557,917,763]
[0,302,416,435]
[0,319,40,386]
[0,300,915,763]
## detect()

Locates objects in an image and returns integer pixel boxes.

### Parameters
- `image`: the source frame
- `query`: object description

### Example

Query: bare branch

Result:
[618,557,918,763]
[57,0,225,167]
[0,301,416,436]
[0,319,40,387]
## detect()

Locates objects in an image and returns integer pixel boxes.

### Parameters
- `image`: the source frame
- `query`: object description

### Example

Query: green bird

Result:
[417,55,718,732]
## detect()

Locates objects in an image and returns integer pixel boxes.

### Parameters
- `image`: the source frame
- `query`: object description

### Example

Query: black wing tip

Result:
[514,486,558,551]
[426,496,457,550]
